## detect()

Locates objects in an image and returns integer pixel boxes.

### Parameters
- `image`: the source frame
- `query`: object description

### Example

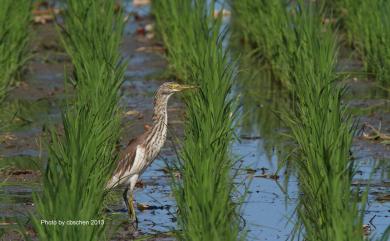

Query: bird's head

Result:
[158,82,198,95]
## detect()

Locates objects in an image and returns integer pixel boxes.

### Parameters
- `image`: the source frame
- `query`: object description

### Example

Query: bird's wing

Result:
[115,136,143,178]
[107,131,150,189]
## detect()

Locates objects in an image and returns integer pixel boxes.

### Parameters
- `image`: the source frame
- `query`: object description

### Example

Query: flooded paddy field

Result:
[0,2,389,241]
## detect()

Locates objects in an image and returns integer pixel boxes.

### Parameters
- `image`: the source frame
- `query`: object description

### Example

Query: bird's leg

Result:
[123,187,137,223]
[128,192,139,232]
[128,193,137,223]
[123,187,129,211]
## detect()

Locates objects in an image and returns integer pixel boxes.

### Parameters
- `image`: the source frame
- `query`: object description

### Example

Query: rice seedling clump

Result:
[284,2,366,240]
[0,0,31,100]
[229,0,296,89]
[31,1,125,240]
[153,1,243,240]
[341,0,390,87]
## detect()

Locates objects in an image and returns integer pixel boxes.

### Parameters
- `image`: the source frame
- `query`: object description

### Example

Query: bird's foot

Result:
[129,215,138,230]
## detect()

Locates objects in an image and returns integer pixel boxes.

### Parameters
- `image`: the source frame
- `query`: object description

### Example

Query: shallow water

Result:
[0,2,389,241]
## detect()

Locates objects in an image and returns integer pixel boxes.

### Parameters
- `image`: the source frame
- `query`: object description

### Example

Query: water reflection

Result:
[237,53,290,161]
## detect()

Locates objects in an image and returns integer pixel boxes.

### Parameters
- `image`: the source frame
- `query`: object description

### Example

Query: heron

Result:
[106,82,196,223]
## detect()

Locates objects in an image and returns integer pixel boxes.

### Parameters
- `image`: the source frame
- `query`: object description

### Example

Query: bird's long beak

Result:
[175,84,199,91]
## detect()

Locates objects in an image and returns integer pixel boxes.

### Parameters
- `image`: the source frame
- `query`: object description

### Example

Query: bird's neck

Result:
[151,93,171,127]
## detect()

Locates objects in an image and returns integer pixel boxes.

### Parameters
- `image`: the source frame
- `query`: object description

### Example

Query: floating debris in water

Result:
[133,0,151,7]
[362,122,390,143]
[32,1,60,24]
[376,194,390,202]
[255,174,279,180]
[240,135,262,140]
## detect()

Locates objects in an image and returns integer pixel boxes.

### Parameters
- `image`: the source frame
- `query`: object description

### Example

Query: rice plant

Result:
[340,0,390,87]
[229,0,296,89]
[283,2,365,240]
[153,1,243,240]
[31,1,125,240]
[152,0,200,80]
[0,0,31,100]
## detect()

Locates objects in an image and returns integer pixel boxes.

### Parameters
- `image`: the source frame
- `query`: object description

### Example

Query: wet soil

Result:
[1,3,389,241]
